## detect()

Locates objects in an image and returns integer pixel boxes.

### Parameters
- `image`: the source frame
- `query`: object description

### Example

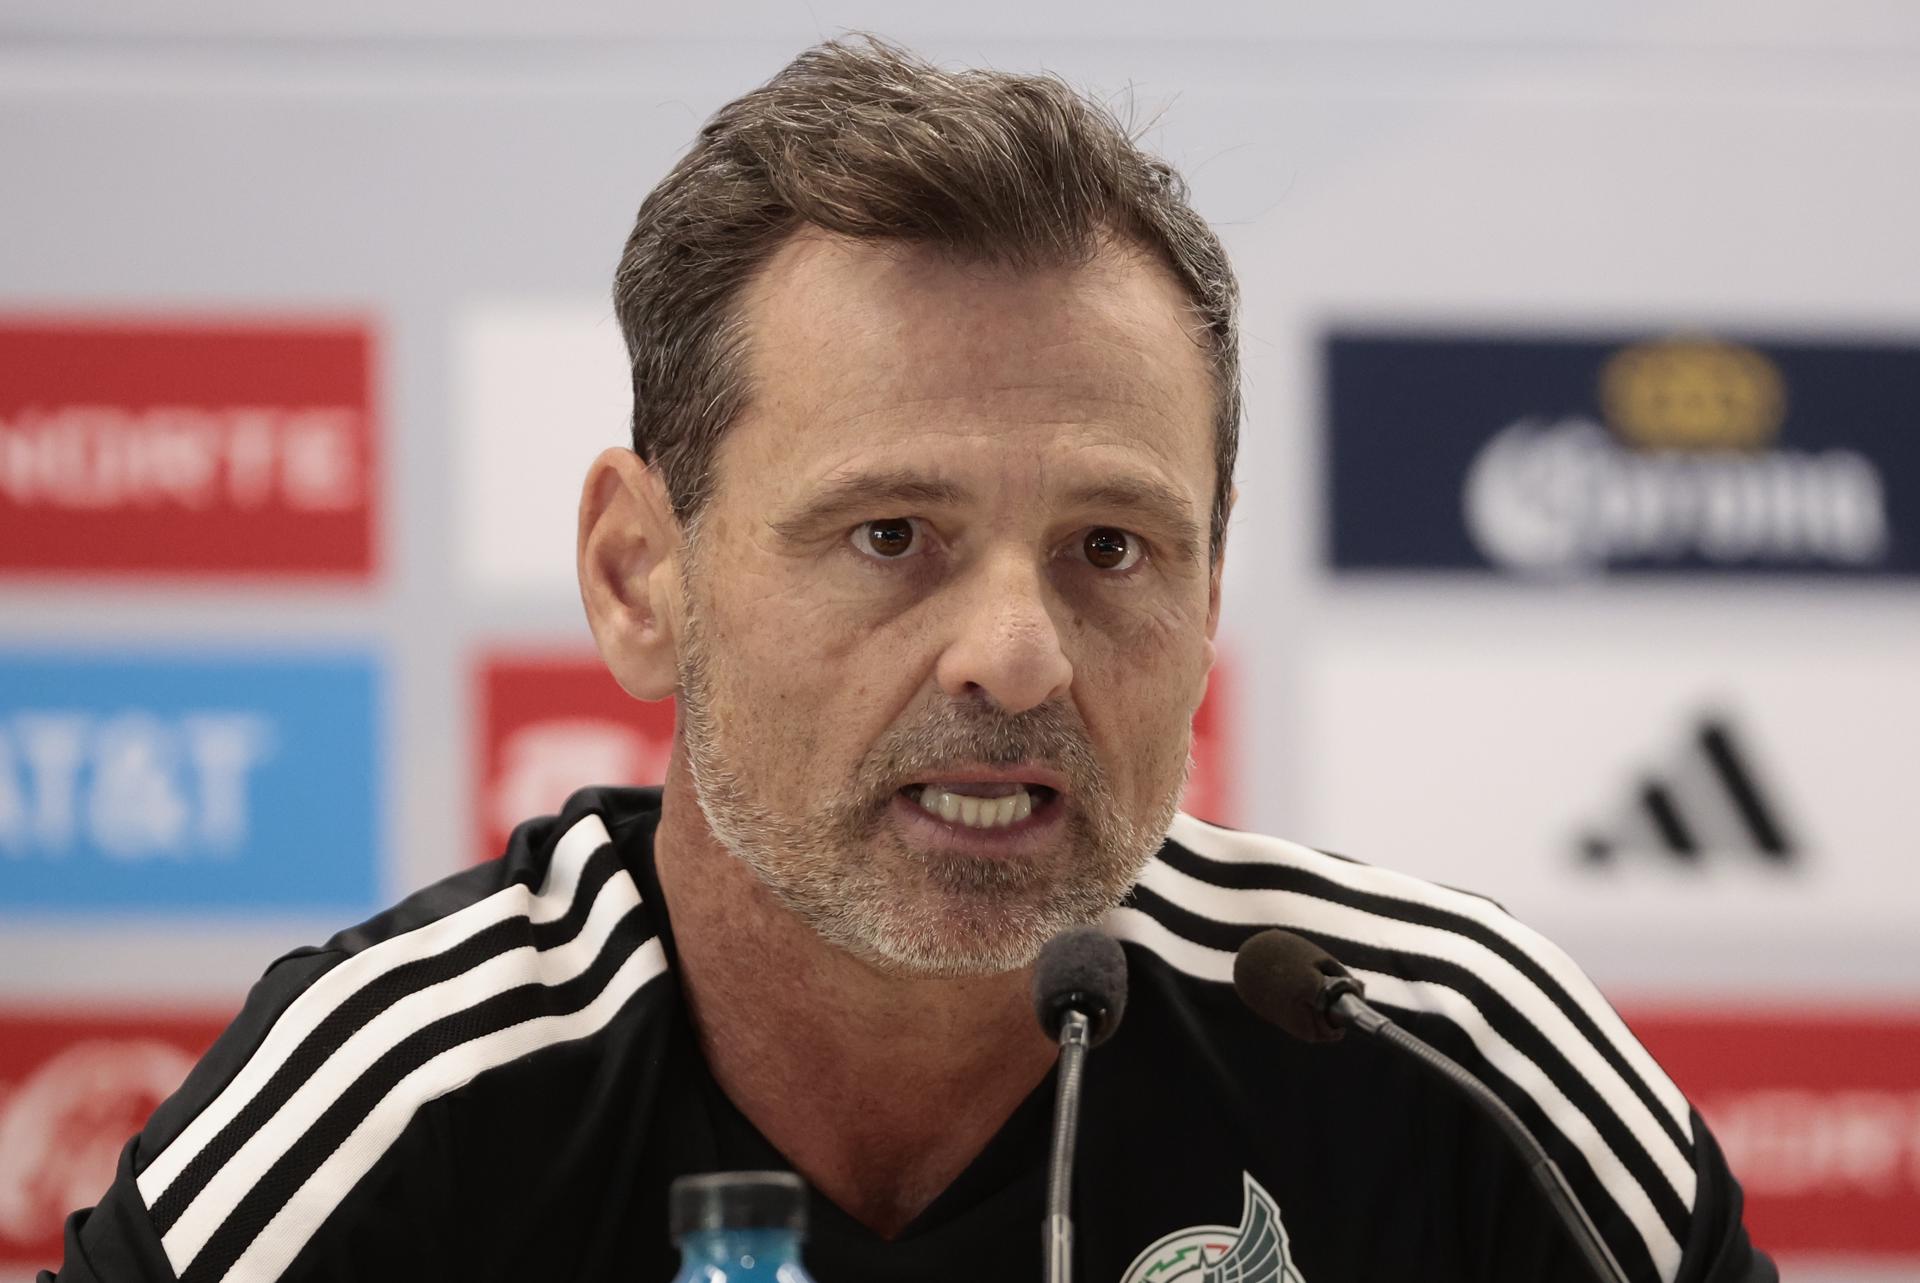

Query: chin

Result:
[836,882,1114,979]
[851,934,1047,980]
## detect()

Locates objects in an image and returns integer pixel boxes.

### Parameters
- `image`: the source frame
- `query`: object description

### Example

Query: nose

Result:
[933,552,1074,714]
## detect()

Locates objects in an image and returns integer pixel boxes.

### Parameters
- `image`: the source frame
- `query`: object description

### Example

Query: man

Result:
[48,37,1774,1283]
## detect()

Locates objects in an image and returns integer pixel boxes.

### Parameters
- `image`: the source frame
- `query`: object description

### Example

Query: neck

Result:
[652,760,1057,1239]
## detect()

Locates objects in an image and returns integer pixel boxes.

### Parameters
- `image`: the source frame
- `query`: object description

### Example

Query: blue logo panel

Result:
[0,654,381,913]
[1326,331,1920,576]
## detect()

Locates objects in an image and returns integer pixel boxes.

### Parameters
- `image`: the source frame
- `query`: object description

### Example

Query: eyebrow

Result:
[766,469,969,542]
[764,465,1207,562]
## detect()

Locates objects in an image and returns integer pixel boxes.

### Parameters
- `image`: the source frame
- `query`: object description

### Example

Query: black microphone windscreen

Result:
[1233,929,1352,1044]
[1031,926,1128,1047]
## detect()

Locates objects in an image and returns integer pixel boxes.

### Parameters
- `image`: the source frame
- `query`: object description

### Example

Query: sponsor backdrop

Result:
[0,653,381,913]
[1327,332,1915,579]
[3,5,1917,1279]
[0,1011,229,1271]
[0,320,378,579]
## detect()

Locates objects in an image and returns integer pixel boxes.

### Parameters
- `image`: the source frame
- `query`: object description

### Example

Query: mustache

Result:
[858,699,1103,794]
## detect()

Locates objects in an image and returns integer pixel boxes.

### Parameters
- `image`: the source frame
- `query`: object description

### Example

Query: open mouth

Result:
[903,782,1060,831]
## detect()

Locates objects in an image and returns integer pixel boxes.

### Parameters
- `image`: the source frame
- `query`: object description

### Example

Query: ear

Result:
[578,447,684,702]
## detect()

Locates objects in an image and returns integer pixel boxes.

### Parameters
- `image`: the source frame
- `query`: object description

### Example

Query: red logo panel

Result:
[477,652,1236,860]
[0,317,376,576]
[476,654,676,862]
[0,1009,227,1270]
[1627,1008,1920,1258]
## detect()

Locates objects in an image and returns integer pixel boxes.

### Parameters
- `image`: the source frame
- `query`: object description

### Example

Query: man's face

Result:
[675,230,1221,977]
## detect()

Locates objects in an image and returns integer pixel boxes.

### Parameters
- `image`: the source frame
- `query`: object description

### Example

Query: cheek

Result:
[1071,608,1212,791]
[700,579,935,767]
[1076,573,1211,669]
[703,561,858,679]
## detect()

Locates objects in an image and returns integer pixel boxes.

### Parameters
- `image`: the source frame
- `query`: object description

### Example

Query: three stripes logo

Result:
[1579,712,1801,867]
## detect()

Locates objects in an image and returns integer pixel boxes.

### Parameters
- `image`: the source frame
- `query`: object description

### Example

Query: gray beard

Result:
[674,604,1183,978]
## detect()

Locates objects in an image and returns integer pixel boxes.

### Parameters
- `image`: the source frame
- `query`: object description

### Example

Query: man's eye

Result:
[1080,527,1143,571]
[852,517,922,559]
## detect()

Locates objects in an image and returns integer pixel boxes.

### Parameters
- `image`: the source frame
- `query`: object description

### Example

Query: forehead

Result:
[717,229,1216,493]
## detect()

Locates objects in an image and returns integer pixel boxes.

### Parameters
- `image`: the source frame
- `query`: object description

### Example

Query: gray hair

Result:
[613,35,1241,555]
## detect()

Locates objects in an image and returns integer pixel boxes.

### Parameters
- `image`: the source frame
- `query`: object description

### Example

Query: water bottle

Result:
[669,1171,819,1282]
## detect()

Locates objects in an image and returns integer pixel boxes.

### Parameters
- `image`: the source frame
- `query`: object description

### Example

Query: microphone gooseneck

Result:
[1231,929,1631,1283]
[1032,927,1128,1283]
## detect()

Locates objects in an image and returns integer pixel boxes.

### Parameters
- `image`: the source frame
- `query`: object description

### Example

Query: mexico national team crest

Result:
[1119,1173,1306,1282]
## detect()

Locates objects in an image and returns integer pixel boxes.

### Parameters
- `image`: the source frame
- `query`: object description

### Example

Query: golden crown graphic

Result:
[1598,336,1786,450]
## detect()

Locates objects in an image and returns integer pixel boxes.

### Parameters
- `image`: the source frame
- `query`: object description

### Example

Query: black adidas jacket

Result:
[46,787,1775,1283]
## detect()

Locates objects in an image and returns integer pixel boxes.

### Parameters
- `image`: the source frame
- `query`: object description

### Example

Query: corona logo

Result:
[1328,328,1916,576]
[1463,333,1889,573]
[1598,337,1785,451]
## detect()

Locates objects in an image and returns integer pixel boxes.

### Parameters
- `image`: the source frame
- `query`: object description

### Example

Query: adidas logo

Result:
[1579,713,1800,867]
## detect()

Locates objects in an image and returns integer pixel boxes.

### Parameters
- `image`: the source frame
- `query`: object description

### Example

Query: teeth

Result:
[917,785,1036,830]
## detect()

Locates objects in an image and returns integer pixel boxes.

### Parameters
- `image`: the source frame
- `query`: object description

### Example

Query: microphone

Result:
[1232,929,1630,1283]
[1032,926,1128,1283]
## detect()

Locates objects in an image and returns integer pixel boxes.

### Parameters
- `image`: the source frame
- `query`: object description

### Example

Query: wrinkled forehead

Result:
[719,228,1216,486]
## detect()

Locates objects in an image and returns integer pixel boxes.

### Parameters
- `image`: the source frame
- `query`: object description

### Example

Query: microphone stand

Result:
[1043,1008,1092,1283]
[1329,991,1632,1283]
